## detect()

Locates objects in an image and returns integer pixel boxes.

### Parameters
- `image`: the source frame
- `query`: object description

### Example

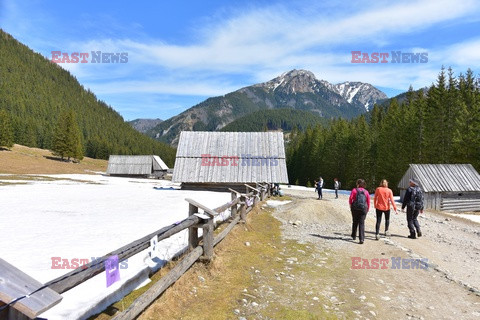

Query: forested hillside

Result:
[220,108,326,132]
[287,67,480,192]
[0,30,175,165]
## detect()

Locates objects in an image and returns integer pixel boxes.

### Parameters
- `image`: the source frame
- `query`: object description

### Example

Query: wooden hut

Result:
[172,131,289,191]
[107,155,169,178]
[398,164,480,212]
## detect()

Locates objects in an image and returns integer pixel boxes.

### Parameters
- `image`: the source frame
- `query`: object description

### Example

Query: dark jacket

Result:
[402,186,424,210]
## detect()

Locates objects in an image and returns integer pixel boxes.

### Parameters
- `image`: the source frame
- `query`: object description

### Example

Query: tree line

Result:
[0,29,176,165]
[221,108,326,132]
[287,67,480,194]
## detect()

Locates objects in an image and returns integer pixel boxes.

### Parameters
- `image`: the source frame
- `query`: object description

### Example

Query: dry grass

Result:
[90,204,340,320]
[0,144,107,174]
[138,207,287,320]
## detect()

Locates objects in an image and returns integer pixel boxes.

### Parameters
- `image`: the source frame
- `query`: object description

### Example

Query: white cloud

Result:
[3,0,480,118]
[58,0,478,73]
[436,38,480,67]
[88,78,238,96]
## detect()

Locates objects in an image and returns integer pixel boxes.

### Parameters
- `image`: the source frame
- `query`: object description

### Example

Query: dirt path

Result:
[270,188,480,319]
[136,189,480,320]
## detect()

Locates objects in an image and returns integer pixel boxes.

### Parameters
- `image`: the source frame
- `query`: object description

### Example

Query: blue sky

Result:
[1,0,480,121]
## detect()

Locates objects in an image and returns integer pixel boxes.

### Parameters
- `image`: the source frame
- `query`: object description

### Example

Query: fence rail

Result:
[0,182,272,320]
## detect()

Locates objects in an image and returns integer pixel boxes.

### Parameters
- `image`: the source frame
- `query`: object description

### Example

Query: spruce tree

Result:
[0,109,14,149]
[453,70,480,168]
[52,110,83,161]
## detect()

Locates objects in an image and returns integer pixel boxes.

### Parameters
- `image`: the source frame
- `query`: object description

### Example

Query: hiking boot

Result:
[407,234,416,239]
[417,231,422,237]
[375,234,380,240]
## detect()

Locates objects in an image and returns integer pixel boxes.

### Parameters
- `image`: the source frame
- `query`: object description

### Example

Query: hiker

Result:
[334,178,341,199]
[349,179,370,244]
[271,183,280,196]
[401,178,424,239]
[374,179,398,240]
[315,177,324,200]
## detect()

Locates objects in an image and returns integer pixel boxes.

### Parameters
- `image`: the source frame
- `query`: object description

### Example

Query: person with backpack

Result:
[315,177,324,200]
[401,178,424,239]
[349,179,371,244]
[334,178,341,199]
[374,179,398,240]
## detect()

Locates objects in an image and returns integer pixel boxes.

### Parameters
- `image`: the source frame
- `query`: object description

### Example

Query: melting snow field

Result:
[0,174,231,319]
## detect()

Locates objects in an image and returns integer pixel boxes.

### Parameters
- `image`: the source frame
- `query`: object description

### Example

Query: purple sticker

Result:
[105,255,120,287]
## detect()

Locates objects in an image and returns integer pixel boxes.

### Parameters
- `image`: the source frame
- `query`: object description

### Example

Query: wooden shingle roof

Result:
[172,131,289,183]
[107,155,168,175]
[398,164,480,193]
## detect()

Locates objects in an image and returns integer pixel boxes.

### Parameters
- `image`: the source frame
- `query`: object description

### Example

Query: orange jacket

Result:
[374,187,397,211]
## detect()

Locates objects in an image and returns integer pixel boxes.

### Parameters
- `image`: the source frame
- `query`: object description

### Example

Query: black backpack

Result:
[352,188,367,211]
[410,186,424,210]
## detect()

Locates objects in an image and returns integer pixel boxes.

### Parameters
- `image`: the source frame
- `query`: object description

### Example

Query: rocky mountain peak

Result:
[333,82,388,111]
[258,69,319,94]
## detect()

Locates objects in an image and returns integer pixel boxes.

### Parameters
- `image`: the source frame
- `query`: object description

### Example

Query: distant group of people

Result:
[312,175,424,244]
[314,177,341,200]
[270,183,283,196]
[347,177,424,244]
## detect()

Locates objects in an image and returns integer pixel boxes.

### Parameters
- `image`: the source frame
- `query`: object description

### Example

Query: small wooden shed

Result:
[398,164,480,212]
[107,155,169,178]
[172,131,289,192]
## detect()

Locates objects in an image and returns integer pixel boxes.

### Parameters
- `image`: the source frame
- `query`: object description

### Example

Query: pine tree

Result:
[424,67,448,162]
[453,70,480,168]
[52,110,83,161]
[0,109,14,149]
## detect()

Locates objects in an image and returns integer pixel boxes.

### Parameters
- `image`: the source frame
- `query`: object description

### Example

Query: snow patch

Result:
[266,200,292,207]
[0,174,231,319]
[346,86,361,103]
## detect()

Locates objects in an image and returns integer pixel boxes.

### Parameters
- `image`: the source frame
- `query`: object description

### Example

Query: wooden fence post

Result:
[231,191,238,217]
[188,203,199,250]
[260,184,265,201]
[239,195,247,222]
[201,218,214,261]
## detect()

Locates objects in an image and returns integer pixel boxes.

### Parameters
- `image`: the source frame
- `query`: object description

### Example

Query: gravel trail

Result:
[262,188,480,320]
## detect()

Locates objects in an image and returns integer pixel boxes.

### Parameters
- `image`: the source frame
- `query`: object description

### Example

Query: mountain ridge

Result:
[148,69,388,145]
[128,118,163,133]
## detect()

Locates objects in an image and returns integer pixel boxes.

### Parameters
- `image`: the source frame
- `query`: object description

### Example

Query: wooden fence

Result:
[0,183,271,320]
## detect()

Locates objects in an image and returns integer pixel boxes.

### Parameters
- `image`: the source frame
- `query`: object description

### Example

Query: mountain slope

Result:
[333,82,387,111]
[220,108,326,132]
[149,69,387,145]
[129,118,163,133]
[0,29,175,165]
